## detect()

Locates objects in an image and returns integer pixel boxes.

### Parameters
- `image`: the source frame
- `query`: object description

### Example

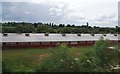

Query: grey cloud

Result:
[118,1,120,27]
[2,2,117,27]
[90,13,117,27]
[2,2,63,23]
[0,2,2,22]
[95,13,116,22]
[2,2,86,24]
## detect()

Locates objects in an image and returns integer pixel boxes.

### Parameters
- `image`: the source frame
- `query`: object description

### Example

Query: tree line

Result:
[1,22,120,34]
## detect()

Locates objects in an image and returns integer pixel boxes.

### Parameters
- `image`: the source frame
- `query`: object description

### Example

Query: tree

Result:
[15,24,35,33]
[36,25,50,33]
[59,24,65,27]
[33,23,38,28]
[71,24,75,27]
[61,27,73,33]
[2,27,16,33]
[66,24,71,27]
[87,22,89,27]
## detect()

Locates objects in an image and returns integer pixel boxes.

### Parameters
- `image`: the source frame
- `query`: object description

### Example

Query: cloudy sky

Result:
[1,0,119,27]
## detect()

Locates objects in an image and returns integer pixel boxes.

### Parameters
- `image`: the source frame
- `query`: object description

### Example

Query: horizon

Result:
[1,21,118,28]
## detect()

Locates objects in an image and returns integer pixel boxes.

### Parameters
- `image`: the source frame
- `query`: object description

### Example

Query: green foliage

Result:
[78,51,99,72]
[36,25,50,33]
[2,27,16,33]
[94,38,109,67]
[36,44,79,72]
[94,38,120,72]
[15,24,35,33]
[60,27,74,33]
[2,22,120,33]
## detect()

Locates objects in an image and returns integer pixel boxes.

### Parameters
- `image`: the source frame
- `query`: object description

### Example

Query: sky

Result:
[1,0,119,27]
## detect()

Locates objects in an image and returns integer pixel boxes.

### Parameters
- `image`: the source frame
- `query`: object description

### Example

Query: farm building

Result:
[1,33,120,48]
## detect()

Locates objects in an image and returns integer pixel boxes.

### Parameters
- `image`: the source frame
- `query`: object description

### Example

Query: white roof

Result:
[0,33,119,42]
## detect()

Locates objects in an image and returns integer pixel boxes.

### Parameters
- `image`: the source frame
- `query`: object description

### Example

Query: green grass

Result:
[2,46,94,72]
[69,46,95,57]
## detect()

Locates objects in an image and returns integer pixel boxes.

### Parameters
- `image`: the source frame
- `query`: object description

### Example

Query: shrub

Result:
[94,37,120,72]
[78,50,102,72]
[36,44,79,72]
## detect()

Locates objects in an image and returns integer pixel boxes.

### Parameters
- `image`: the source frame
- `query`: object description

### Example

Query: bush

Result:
[78,37,120,72]
[78,50,103,72]
[36,44,79,72]
[94,37,120,72]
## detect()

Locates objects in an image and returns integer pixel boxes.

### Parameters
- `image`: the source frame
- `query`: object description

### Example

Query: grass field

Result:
[2,46,94,72]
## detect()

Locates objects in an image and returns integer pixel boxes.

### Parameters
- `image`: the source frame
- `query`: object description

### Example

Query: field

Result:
[2,46,94,72]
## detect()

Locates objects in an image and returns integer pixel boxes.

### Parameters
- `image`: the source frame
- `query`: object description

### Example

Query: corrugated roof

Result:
[0,33,119,42]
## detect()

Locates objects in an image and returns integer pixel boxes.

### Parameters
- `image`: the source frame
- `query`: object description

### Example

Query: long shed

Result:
[1,33,120,48]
